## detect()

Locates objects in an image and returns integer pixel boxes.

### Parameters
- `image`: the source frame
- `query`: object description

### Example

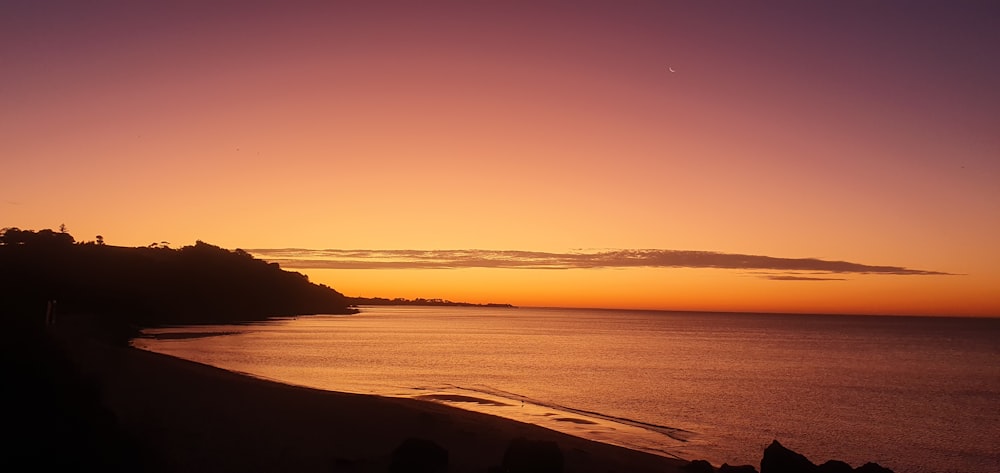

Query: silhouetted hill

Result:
[0,227,356,335]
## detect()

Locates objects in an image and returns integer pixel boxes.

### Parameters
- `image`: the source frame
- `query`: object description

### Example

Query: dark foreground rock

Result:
[761,440,818,473]
[389,437,448,473]
[854,463,894,473]
[818,459,854,473]
[682,459,715,473]
[760,440,894,473]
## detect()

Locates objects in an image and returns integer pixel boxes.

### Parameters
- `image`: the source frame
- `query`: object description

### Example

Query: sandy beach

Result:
[54,325,688,473]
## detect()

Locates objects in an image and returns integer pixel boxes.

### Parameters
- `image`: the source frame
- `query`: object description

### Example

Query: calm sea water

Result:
[133,307,1000,473]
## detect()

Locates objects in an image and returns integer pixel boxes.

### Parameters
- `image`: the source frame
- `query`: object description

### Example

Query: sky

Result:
[3,1,998,316]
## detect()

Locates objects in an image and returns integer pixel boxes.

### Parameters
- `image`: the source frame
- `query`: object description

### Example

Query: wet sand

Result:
[56,328,688,472]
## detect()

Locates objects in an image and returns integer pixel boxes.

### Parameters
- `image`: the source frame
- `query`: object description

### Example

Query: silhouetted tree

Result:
[0,227,74,246]
[0,226,24,245]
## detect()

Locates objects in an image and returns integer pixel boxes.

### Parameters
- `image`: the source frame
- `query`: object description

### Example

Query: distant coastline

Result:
[347,296,516,309]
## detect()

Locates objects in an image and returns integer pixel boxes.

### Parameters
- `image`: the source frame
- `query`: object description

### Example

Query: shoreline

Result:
[55,325,688,472]
[135,327,695,464]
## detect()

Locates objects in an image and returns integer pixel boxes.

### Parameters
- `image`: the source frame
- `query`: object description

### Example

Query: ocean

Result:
[133,306,1000,473]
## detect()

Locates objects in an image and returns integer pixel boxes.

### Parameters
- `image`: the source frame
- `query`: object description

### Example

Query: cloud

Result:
[763,275,848,281]
[246,248,951,279]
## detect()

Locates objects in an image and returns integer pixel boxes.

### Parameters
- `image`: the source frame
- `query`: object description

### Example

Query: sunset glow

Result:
[4,1,998,316]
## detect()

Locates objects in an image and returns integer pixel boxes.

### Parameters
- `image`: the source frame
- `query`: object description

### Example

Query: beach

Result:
[53,322,688,473]
[133,307,1000,472]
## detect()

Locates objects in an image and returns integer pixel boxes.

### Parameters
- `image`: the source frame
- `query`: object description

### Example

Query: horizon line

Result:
[347,302,998,320]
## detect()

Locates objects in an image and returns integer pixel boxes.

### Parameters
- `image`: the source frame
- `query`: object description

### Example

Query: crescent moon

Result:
[668,66,676,73]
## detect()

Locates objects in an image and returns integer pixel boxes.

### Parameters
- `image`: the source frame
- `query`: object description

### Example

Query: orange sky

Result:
[3,1,998,316]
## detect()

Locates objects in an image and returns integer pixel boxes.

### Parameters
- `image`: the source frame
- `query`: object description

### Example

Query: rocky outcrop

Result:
[759,440,894,473]
[681,440,895,473]
[389,437,448,473]
[854,463,894,473]
[818,459,854,473]
[761,440,819,472]
[682,459,715,473]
